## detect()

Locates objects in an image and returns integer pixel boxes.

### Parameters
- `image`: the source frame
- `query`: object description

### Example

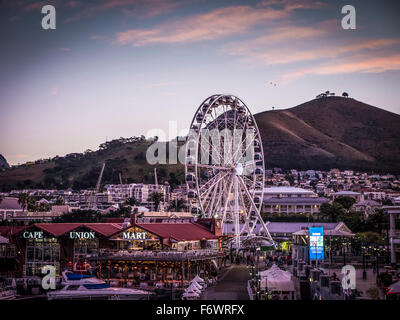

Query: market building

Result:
[4,217,223,287]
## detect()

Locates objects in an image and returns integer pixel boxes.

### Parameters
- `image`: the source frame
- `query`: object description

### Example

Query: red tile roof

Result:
[137,223,218,241]
[9,222,215,241]
[13,223,124,237]
[35,223,82,236]
[84,223,123,237]
[0,226,29,238]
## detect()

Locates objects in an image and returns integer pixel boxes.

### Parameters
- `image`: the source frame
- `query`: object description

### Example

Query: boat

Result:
[47,271,153,300]
[0,285,17,300]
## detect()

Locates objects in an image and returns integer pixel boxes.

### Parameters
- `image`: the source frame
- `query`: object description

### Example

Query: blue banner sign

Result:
[309,227,324,260]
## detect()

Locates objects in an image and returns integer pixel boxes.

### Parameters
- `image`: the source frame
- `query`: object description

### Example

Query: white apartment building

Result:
[105,183,136,202]
[258,187,328,215]
[105,183,170,210]
[364,191,386,201]
[331,191,363,202]
[384,206,400,265]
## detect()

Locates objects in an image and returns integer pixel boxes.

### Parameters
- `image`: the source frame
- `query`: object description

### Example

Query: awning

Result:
[387,281,400,294]
[259,264,295,292]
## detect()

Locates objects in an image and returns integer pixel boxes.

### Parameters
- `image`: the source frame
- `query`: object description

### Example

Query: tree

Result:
[338,211,365,233]
[54,197,65,205]
[105,204,131,218]
[366,209,389,234]
[285,174,294,186]
[168,199,187,212]
[125,197,139,207]
[53,210,103,223]
[320,202,345,222]
[148,192,164,211]
[382,199,393,206]
[357,231,383,246]
[18,193,30,212]
[334,196,355,210]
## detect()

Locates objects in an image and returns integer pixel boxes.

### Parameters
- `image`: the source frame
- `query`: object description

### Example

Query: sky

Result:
[1,0,400,165]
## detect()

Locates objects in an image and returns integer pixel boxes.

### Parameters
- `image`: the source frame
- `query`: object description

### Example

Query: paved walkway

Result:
[201,264,251,300]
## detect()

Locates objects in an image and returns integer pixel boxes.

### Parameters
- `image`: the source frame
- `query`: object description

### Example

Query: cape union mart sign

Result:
[22,231,96,240]
[122,231,148,240]
[69,231,96,239]
[22,231,44,239]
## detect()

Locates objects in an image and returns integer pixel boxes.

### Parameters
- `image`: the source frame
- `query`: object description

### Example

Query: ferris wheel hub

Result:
[235,163,244,176]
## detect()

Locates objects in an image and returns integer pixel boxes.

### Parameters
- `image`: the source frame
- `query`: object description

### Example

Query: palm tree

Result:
[18,193,30,213]
[125,197,139,207]
[148,192,164,211]
[168,199,188,212]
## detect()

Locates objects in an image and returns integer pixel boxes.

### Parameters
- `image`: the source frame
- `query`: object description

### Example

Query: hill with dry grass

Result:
[255,96,400,172]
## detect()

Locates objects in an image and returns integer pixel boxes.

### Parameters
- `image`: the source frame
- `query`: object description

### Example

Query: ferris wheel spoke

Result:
[205,177,222,216]
[197,172,220,190]
[200,172,228,199]
[221,175,234,223]
[199,176,220,211]
[232,129,255,162]
[242,175,256,189]
[194,163,231,171]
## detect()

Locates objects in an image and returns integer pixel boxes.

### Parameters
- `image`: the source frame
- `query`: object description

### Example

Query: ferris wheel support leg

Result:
[234,174,240,252]
[238,175,275,246]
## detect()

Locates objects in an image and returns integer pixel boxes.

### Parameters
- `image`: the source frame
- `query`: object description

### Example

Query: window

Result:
[25,238,60,276]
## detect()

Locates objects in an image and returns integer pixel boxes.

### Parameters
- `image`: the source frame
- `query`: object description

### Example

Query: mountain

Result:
[0,138,184,192]
[0,96,399,191]
[254,96,400,172]
[0,154,10,170]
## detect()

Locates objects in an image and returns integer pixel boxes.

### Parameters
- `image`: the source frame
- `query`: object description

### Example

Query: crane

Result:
[87,162,106,209]
[154,167,158,187]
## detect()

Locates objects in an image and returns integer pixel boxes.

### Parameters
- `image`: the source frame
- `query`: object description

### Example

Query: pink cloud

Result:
[282,54,400,82]
[115,4,299,46]
[66,1,82,8]
[14,154,29,159]
[256,38,400,65]
[224,23,333,56]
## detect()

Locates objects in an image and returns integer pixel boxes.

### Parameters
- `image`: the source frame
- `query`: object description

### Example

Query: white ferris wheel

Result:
[185,94,274,250]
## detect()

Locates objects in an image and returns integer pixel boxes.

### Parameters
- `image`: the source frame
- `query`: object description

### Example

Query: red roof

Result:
[13,223,123,237]
[84,223,123,237]
[35,223,82,236]
[0,226,29,238]
[137,223,218,241]
[10,222,215,241]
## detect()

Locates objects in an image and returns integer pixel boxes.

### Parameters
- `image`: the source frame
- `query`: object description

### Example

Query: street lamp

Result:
[362,246,367,280]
